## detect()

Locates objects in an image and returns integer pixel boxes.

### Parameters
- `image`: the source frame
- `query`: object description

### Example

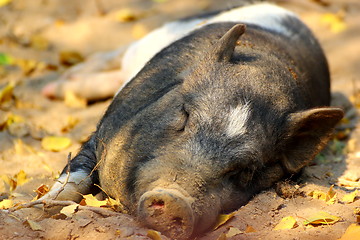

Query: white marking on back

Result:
[226,102,251,138]
[117,3,298,95]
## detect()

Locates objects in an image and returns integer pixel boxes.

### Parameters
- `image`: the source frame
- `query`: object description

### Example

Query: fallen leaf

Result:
[0,82,14,105]
[147,230,162,240]
[213,212,236,230]
[321,12,347,34]
[61,116,80,133]
[60,204,79,217]
[15,170,30,187]
[273,216,297,230]
[24,219,43,231]
[342,190,358,203]
[226,227,243,237]
[0,199,13,209]
[64,91,87,108]
[30,34,49,50]
[1,175,16,191]
[114,9,138,22]
[303,211,341,226]
[59,51,84,66]
[0,53,14,65]
[41,136,72,152]
[106,197,124,212]
[308,185,338,204]
[245,225,256,233]
[33,184,50,200]
[80,194,107,208]
[338,224,360,240]
[0,0,12,7]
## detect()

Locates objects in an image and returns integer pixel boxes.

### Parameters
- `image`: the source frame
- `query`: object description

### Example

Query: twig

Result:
[52,152,72,200]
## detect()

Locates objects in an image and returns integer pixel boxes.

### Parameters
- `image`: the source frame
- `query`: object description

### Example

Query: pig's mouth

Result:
[137,187,218,239]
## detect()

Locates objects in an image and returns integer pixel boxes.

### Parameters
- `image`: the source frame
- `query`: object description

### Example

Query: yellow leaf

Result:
[1,175,16,191]
[61,116,80,133]
[0,0,12,7]
[33,184,50,200]
[0,82,14,105]
[106,197,124,212]
[41,136,72,152]
[147,230,162,240]
[24,219,43,231]
[60,204,79,217]
[80,194,107,207]
[64,91,87,108]
[245,225,256,233]
[213,212,236,230]
[59,51,84,66]
[273,216,297,230]
[303,211,341,226]
[308,190,327,201]
[114,9,138,22]
[342,190,358,203]
[338,224,360,240]
[15,170,30,187]
[0,199,13,209]
[308,185,338,204]
[321,12,347,33]
[226,227,243,237]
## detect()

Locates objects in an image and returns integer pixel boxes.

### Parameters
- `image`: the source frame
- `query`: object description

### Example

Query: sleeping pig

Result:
[42,2,344,239]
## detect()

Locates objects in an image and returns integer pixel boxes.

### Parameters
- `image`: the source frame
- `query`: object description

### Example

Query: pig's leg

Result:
[42,18,211,100]
[41,137,98,202]
[42,46,126,100]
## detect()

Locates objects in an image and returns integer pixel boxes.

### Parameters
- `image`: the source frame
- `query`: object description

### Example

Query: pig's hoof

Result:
[138,188,194,240]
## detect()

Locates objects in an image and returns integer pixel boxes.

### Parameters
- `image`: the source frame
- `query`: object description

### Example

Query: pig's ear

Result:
[213,24,246,62]
[282,107,344,173]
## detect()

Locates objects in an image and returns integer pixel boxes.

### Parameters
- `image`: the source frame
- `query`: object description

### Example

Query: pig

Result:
[43,3,344,239]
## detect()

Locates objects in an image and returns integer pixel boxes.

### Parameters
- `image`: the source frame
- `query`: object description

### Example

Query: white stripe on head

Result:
[226,101,251,138]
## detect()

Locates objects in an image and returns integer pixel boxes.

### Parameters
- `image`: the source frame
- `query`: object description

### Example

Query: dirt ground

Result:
[0,0,360,239]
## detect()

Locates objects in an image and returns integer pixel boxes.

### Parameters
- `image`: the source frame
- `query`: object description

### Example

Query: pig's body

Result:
[44,3,343,239]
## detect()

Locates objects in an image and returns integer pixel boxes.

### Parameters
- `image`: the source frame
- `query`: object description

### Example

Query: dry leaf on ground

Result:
[308,185,338,205]
[80,194,108,208]
[245,225,256,233]
[60,204,79,217]
[213,212,236,230]
[0,199,13,209]
[273,216,297,230]
[24,219,43,231]
[338,224,360,240]
[342,190,358,203]
[303,211,341,226]
[226,227,243,237]
[41,136,72,151]
[64,91,87,108]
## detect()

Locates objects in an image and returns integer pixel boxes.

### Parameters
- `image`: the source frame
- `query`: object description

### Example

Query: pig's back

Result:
[119,3,329,102]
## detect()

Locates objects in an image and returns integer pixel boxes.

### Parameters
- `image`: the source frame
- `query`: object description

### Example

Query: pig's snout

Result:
[137,188,195,239]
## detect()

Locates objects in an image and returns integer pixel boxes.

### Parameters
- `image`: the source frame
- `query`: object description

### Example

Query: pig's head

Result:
[99,25,343,239]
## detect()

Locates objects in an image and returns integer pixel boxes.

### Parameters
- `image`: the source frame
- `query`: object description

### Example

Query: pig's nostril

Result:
[150,199,165,209]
